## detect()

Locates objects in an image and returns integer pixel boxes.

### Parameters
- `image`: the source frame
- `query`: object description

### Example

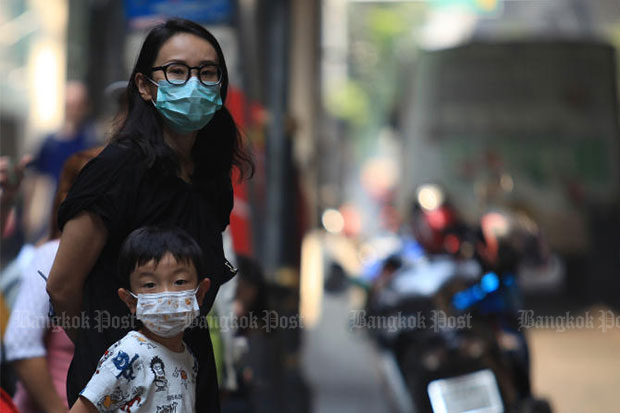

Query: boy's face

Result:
[118,252,210,314]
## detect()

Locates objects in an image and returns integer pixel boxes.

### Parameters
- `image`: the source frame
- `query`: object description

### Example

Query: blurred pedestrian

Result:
[47,18,253,412]
[3,147,102,413]
[1,154,34,277]
[0,155,33,236]
[0,154,33,319]
[0,153,32,409]
[23,81,98,242]
[221,256,269,413]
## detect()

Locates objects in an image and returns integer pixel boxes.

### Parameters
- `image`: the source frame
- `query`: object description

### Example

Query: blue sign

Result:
[124,0,234,25]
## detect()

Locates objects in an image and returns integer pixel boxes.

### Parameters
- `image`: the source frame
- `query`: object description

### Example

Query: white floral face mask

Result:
[129,288,200,337]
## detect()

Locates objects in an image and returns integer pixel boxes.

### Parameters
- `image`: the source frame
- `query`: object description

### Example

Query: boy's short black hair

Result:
[118,226,205,288]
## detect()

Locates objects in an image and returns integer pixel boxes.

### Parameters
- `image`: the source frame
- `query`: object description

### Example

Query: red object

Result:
[420,206,458,253]
[225,87,266,257]
[0,388,19,413]
[444,234,461,255]
[229,167,252,256]
[411,187,465,255]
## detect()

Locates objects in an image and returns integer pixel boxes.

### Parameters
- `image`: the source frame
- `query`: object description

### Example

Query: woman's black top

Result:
[58,140,234,412]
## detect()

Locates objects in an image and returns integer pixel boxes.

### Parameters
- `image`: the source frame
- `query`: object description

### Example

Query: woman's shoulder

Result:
[80,140,148,180]
[57,140,151,232]
[96,140,144,165]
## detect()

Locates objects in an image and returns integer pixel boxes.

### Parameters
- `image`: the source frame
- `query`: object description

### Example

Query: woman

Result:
[47,19,253,412]
[4,147,102,413]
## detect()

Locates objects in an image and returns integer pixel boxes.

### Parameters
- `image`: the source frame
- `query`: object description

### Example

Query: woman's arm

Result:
[12,357,68,413]
[47,211,108,342]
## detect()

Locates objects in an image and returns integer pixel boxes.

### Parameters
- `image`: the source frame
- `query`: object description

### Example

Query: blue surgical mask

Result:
[149,77,223,134]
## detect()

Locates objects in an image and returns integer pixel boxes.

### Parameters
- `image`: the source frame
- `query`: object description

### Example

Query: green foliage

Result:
[327,3,426,139]
[367,7,410,42]
[325,79,370,128]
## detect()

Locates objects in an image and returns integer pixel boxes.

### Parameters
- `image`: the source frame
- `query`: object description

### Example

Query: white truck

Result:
[399,40,620,298]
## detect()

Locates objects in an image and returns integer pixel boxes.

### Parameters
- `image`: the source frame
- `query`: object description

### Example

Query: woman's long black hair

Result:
[113,18,253,182]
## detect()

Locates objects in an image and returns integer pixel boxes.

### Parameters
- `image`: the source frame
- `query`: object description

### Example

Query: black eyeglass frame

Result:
[151,62,223,87]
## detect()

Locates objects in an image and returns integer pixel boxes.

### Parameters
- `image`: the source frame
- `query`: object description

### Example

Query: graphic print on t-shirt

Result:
[150,356,168,392]
[135,335,157,349]
[121,386,145,412]
[96,341,122,374]
[96,385,145,412]
[81,331,197,411]
[112,351,140,381]
[172,367,190,390]
[155,401,178,412]
[97,386,126,410]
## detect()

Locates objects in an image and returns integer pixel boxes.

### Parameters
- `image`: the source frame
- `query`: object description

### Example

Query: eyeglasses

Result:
[151,62,222,86]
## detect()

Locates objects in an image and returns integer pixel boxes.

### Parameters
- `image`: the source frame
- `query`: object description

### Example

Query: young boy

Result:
[70,226,210,412]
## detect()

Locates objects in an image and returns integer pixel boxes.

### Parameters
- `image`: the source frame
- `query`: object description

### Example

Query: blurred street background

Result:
[2,0,620,412]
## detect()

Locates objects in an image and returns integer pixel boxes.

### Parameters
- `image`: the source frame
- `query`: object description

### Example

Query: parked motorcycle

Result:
[362,185,552,413]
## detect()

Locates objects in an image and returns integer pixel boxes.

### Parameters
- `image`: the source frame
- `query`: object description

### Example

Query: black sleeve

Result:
[217,173,234,232]
[57,143,144,237]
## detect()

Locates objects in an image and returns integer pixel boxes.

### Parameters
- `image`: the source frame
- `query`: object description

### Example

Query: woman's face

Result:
[136,32,219,103]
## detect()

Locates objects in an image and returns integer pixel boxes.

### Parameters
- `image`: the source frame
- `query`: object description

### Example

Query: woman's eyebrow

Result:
[162,59,219,66]
[161,59,187,65]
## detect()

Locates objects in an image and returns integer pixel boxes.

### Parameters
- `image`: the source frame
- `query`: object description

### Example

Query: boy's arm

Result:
[78,337,147,412]
[70,396,99,413]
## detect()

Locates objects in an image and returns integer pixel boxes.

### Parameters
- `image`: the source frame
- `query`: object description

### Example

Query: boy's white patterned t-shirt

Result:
[80,330,197,412]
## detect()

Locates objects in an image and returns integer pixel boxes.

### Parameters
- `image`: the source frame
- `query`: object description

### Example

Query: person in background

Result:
[0,154,31,413]
[23,81,98,242]
[3,147,103,413]
[0,154,33,321]
[221,256,269,413]
[0,155,32,237]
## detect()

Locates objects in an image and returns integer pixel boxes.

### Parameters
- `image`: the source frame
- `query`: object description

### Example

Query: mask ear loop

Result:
[145,77,159,106]
[146,77,159,87]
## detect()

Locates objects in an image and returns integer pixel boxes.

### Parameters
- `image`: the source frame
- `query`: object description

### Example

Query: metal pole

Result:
[263,0,290,279]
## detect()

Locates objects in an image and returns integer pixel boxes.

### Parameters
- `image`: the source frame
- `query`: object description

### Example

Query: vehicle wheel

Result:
[516,397,552,413]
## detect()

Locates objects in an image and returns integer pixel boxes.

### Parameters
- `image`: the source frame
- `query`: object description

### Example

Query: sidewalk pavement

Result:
[301,290,391,413]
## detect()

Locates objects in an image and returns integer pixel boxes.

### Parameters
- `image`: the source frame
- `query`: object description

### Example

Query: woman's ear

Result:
[118,288,137,314]
[135,72,155,102]
[196,278,211,306]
